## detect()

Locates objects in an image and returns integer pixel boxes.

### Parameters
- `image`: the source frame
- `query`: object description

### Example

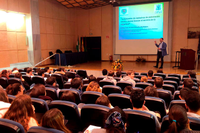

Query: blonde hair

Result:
[86,81,101,92]
[141,76,147,83]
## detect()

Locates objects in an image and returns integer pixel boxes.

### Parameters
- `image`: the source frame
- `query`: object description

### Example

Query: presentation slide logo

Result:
[120,8,128,15]
[154,4,162,14]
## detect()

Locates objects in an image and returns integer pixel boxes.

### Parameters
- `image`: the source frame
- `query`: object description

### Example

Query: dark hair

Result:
[157,69,163,73]
[180,87,191,100]
[126,70,133,76]
[1,70,8,79]
[116,71,122,77]
[14,72,22,79]
[165,105,188,133]
[26,68,32,73]
[46,77,56,85]
[130,89,145,108]
[6,83,22,96]
[38,70,45,76]
[185,90,200,112]
[44,67,49,72]
[24,67,29,72]
[71,78,82,89]
[123,86,133,95]
[95,95,110,107]
[102,69,108,76]
[183,79,193,89]
[88,75,97,83]
[30,84,46,98]
[0,87,9,102]
[60,91,76,103]
[105,106,126,133]
[144,86,158,97]
[154,77,163,88]
[188,70,196,78]
[148,70,153,77]
[108,71,114,76]
[86,81,101,92]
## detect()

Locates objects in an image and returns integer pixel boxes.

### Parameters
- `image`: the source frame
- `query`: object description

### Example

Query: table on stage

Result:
[55,52,88,66]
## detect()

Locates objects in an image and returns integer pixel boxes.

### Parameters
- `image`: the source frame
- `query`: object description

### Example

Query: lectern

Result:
[179,49,195,70]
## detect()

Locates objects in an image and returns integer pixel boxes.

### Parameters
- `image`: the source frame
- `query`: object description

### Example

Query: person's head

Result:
[166,105,189,133]
[105,106,126,133]
[141,76,147,82]
[14,72,22,79]
[3,94,35,132]
[40,108,70,133]
[88,75,97,83]
[95,95,111,108]
[71,78,82,89]
[86,81,101,92]
[183,78,193,89]
[185,90,200,113]
[116,71,122,77]
[126,70,134,79]
[38,70,45,77]
[12,67,18,72]
[130,89,145,109]
[160,38,163,43]
[6,83,24,96]
[46,77,57,86]
[30,84,46,98]
[154,77,163,88]
[26,68,33,75]
[188,70,196,79]
[123,86,133,95]
[24,67,29,73]
[44,67,49,73]
[144,86,158,97]
[1,70,8,78]
[0,86,9,102]
[102,69,108,76]
[60,91,76,103]
[157,69,163,73]
[179,87,191,100]
[108,71,114,77]
[148,70,153,77]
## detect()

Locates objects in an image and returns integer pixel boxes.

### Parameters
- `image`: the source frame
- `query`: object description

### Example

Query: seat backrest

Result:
[182,74,189,79]
[65,72,75,79]
[81,104,110,129]
[77,70,88,79]
[145,96,167,119]
[173,90,180,100]
[22,75,32,86]
[140,72,148,76]
[182,78,197,83]
[81,91,104,104]
[83,79,89,84]
[133,78,140,83]
[102,85,122,96]
[163,80,178,90]
[108,93,132,109]
[59,89,81,104]
[99,80,114,87]
[135,82,152,89]
[48,100,82,132]
[162,84,175,94]
[18,69,24,72]
[177,85,199,92]
[9,74,15,78]
[0,77,8,88]
[96,76,106,83]
[134,75,142,80]
[20,72,26,75]
[147,79,154,85]
[134,72,139,75]
[7,94,16,103]
[8,78,22,85]
[157,89,172,108]
[51,73,64,89]
[168,100,186,110]
[32,76,45,85]
[63,82,71,89]
[168,74,181,81]
[154,73,166,79]
[114,77,121,82]
[45,87,57,100]
[116,81,132,91]
[164,77,180,86]
[82,84,88,92]
[0,118,25,133]
[27,126,64,133]
[124,109,159,133]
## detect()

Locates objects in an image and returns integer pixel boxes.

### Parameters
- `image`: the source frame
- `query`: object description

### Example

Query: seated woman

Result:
[30,84,52,102]
[1,70,9,79]
[86,81,102,92]
[95,95,113,108]
[3,94,38,132]
[6,83,24,97]
[40,108,71,133]
[0,87,10,118]
[14,72,30,90]
[141,76,148,83]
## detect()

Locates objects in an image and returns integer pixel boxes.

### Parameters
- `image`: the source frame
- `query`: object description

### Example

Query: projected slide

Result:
[119,3,164,40]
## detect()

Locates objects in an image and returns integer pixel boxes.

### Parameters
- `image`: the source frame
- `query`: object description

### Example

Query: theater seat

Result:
[99,80,114,87]
[140,73,148,76]
[114,77,121,82]
[22,75,32,86]
[77,70,88,79]
[65,72,75,79]
[154,73,166,79]
[96,76,106,83]
[124,109,160,133]
[102,85,122,96]
[133,78,140,83]
[59,89,81,104]
[51,73,64,89]
[0,118,25,133]
[81,104,110,130]
[164,77,180,86]
[7,94,16,103]
[27,126,64,133]
[83,79,89,84]
[147,79,154,85]
[63,82,71,89]
[134,75,142,80]
[157,89,172,108]
[81,91,103,104]
[163,80,178,90]
[173,91,180,100]
[8,78,23,85]
[32,76,45,85]
[9,74,15,78]
[168,100,186,110]
[48,100,82,132]
[168,74,181,81]
[108,93,132,109]
[0,77,8,88]
[82,84,89,92]
[135,82,152,89]
[116,81,132,91]
[162,84,175,94]
[177,85,199,92]
[182,74,189,79]
[45,87,57,100]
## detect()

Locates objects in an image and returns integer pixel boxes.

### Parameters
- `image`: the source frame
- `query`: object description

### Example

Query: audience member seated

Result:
[188,70,196,79]
[15,72,30,90]
[12,67,19,74]
[123,85,133,95]
[116,71,122,78]
[141,76,148,82]
[6,83,24,97]
[92,106,126,133]
[44,67,51,74]
[60,91,76,103]
[1,70,9,79]
[154,77,163,89]
[35,68,41,75]
[95,95,113,108]
[185,90,200,119]
[179,87,191,100]
[3,94,38,132]
[0,87,10,118]
[26,68,34,76]
[86,81,101,92]
[144,86,158,97]
[30,84,53,102]
[103,71,117,85]
[183,78,194,90]
[88,75,97,83]
[71,78,83,94]
[102,69,108,76]
[45,77,58,89]
[38,69,45,77]
[147,70,153,79]
[157,69,163,73]
[40,108,71,133]
[165,105,197,133]
[120,70,136,87]
[55,68,68,82]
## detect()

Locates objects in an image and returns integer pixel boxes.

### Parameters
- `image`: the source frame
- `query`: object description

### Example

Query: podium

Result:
[179,49,195,70]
